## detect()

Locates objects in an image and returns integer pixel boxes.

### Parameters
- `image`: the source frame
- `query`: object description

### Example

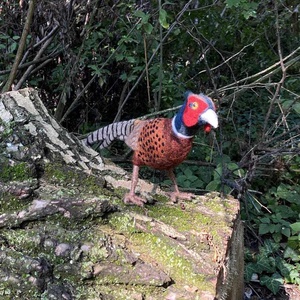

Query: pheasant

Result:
[84,91,218,206]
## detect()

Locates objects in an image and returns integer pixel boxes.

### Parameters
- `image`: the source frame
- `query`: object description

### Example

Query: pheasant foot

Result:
[167,191,194,203]
[124,193,148,206]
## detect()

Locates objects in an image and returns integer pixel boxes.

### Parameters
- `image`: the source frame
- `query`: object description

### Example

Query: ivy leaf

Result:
[289,269,300,284]
[264,239,280,254]
[284,247,300,262]
[260,273,283,295]
[244,262,256,282]
[256,256,276,273]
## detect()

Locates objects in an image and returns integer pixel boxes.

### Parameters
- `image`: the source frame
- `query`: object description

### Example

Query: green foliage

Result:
[245,239,300,294]
[225,0,259,19]
[244,154,300,294]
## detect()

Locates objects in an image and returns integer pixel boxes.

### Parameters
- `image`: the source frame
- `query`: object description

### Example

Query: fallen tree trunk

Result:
[0,88,244,300]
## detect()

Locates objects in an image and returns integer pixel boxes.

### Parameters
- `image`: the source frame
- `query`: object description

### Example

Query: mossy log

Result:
[0,88,244,300]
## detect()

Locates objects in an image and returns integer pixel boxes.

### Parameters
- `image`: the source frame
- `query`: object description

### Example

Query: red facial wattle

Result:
[204,124,212,133]
[182,94,209,127]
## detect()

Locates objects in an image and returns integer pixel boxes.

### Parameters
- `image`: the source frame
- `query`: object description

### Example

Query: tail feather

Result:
[84,120,135,149]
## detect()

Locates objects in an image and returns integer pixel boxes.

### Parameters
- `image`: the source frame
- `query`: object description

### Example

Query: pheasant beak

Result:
[199,109,218,129]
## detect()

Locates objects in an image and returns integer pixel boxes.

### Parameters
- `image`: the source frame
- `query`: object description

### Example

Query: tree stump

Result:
[0,88,243,300]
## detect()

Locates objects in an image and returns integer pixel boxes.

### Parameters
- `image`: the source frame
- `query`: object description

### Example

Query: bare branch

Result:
[14,33,56,90]
[2,0,36,92]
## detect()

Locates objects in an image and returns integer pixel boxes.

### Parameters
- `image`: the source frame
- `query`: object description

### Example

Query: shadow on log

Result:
[0,88,243,300]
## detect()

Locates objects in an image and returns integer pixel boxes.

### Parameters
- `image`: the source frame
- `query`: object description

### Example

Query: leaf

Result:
[284,247,300,262]
[115,53,124,61]
[281,100,294,110]
[120,73,127,81]
[190,179,204,189]
[289,269,300,283]
[287,235,300,250]
[188,175,199,182]
[263,239,280,254]
[183,167,193,178]
[281,226,291,238]
[182,179,191,188]
[293,103,300,114]
[272,232,282,243]
[245,262,256,282]
[159,9,169,29]
[134,10,149,23]
[225,0,241,8]
[256,256,276,273]
[276,184,299,203]
[126,56,135,63]
[260,217,271,224]
[177,174,187,185]
[143,23,153,35]
[206,180,220,191]
[290,222,300,233]
[260,273,283,294]
[275,256,292,278]
[259,223,270,235]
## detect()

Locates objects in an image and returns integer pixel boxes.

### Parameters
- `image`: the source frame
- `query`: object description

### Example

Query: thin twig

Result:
[143,36,151,106]
[14,33,55,90]
[262,1,287,136]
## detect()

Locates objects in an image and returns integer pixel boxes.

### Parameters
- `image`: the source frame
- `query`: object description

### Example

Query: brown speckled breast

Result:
[132,118,193,170]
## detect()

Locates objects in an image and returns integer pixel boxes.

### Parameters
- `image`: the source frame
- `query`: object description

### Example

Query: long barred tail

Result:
[84,119,136,149]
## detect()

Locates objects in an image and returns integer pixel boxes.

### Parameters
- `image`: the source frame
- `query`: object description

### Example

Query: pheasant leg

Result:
[167,169,194,203]
[124,165,148,206]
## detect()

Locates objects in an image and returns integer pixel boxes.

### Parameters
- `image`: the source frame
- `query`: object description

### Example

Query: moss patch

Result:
[131,232,212,293]
[0,162,33,182]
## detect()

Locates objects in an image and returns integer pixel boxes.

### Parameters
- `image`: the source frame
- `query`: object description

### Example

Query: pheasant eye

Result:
[189,102,198,110]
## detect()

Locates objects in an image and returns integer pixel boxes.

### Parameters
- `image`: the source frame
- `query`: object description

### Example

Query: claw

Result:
[124,193,148,206]
[167,191,194,203]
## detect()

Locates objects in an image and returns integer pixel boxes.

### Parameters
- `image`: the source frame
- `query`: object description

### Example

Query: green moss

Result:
[43,163,109,196]
[204,192,232,213]
[109,212,138,234]
[147,203,212,232]
[0,282,40,300]
[75,283,164,300]
[0,162,33,182]
[0,194,31,214]
[44,163,69,183]
[0,120,14,140]
[131,232,212,292]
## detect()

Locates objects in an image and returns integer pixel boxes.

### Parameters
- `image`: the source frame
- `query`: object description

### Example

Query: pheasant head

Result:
[172,91,218,138]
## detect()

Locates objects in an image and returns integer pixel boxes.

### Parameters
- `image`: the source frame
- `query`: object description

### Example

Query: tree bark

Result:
[0,88,243,300]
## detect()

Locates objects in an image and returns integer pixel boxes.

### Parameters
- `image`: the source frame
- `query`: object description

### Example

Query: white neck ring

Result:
[171,117,194,139]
